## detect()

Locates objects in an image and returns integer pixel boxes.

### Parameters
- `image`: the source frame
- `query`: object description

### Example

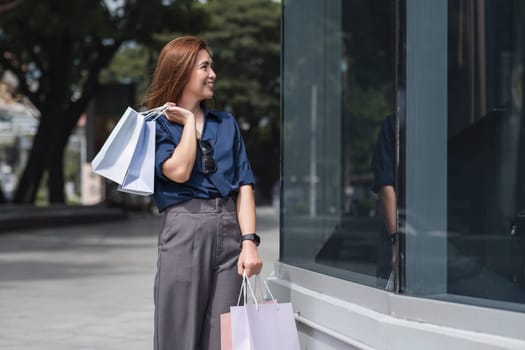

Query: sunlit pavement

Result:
[0,206,279,350]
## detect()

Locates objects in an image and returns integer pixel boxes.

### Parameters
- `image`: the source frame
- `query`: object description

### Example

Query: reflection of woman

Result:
[371,114,398,286]
[144,36,263,350]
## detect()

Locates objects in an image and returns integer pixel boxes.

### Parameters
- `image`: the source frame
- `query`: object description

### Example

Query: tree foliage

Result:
[98,42,152,103]
[0,0,280,205]
[0,0,208,204]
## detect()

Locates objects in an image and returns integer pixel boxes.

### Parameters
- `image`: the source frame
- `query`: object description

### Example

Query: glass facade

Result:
[281,0,396,288]
[403,0,525,311]
[282,0,525,313]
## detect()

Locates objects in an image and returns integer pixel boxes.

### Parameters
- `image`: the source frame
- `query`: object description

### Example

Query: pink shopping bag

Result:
[220,312,233,350]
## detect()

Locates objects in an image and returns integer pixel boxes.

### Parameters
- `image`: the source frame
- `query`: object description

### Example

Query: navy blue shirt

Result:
[153,108,255,212]
[371,114,395,193]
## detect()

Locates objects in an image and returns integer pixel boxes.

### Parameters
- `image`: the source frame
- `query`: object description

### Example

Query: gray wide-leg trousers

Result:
[154,198,242,350]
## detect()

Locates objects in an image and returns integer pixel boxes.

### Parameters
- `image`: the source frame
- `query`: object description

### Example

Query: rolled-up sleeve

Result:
[155,118,177,182]
[233,120,255,188]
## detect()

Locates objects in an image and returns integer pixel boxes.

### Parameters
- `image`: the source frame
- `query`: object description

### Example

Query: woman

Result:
[143,36,263,350]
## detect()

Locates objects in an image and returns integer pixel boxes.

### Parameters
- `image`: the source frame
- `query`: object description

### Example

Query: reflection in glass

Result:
[403,0,525,311]
[446,0,525,307]
[281,0,395,288]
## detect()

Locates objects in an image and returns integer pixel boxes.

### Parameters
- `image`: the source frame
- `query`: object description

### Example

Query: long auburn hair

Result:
[143,36,211,109]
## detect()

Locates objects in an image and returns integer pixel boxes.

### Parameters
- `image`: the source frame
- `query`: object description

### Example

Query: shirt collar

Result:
[202,104,224,121]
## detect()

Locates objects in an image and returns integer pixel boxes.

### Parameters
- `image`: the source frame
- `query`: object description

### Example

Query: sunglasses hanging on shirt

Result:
[199,139,217,174]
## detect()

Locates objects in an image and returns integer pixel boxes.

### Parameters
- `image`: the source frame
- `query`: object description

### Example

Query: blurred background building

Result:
[0,71,40,202]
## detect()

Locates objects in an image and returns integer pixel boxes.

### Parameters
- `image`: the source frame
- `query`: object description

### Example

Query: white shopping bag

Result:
[230,302,299,350]
[91,107,145,184]
[227,273,301,350]
[117,119,156,195]
[91,106,164,189]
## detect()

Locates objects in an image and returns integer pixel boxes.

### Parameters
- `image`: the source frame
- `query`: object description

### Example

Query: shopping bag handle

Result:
[237,271,258,307]
[141,105,168,121]
[236,272,278,310]
[253,274,277,304]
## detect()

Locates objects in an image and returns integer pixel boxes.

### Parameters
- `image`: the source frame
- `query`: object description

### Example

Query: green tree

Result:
[201,0,281,202]
[99,42,151,103]
[0,0,207,204]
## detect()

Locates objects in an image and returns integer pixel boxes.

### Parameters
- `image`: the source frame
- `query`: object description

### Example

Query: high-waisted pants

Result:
[153,198,242,350]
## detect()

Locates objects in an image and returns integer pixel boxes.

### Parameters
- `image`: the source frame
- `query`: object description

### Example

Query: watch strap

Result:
[241,233,260,247]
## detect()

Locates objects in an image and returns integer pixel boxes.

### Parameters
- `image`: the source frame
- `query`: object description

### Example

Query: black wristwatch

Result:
[241,233,261,247]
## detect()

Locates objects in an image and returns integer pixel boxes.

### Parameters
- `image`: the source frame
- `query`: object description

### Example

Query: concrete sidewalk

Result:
[0,206,279,350]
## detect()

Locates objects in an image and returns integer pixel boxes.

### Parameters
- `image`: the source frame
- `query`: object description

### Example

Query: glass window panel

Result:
[403,0,525,312]
[281,0,396,288]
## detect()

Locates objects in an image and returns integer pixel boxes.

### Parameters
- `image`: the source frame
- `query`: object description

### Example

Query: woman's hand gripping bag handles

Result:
[221,273,301,350]
[90,106,166,196]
